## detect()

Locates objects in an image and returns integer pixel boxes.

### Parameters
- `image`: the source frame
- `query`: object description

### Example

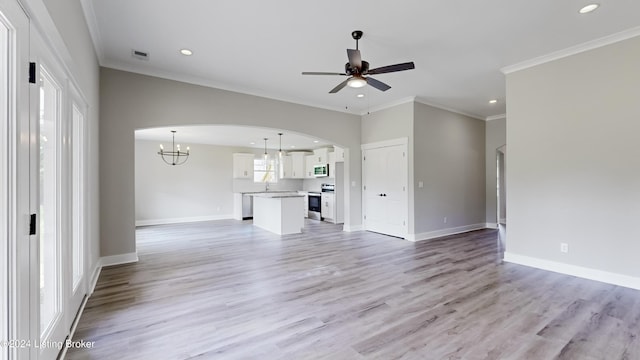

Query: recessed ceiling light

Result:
[313,140,319,143]
[356,94,365,98]
[180,49,193,56]
[579,4,599,14]
[290,145,296,148]
[250,142,255,145]
[489,99,498,104]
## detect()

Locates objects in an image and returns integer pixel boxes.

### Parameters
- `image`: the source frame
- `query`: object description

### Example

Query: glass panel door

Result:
[71,104,83,289]
[68,101,86,318]
[38,66,62,339]
[0,15,9,360]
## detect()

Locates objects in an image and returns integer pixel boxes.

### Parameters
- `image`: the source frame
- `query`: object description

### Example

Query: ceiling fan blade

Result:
[329,78,350,93]
[347,49,362,70]
[302,72,347,76]
[366,62,415,75]
[366,77,391,92]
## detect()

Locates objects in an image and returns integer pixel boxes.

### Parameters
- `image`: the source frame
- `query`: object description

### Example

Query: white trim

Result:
[57,292,88,360]
[78,0,103,62]
[485,222,499,229]
[485,114,506,121]
[501,26,640,74]
[406,223,486,242]
[343,224,364,232]
[360,96,416,115]
[414,97,485,121]
[361,137,408,151]
[504,252,640,291]
[87,260,101,294]
[101,252,138,267]
[135,214,233,227]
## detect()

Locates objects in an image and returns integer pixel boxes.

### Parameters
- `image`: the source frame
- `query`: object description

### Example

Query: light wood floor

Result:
[67,220,640,359]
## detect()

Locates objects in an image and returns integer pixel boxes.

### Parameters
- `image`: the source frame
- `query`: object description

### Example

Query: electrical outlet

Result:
[560,243,569,253]
[443,217,447,224]
[418,181,424,188]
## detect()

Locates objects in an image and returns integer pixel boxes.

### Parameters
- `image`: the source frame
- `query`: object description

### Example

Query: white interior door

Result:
[0,0,29,359]
[362,141,408,238]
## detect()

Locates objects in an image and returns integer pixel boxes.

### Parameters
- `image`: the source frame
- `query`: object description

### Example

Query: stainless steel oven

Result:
[307,192,321,220]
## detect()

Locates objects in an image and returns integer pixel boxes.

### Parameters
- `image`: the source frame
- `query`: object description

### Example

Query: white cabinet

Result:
[281,155,293,178]
[233,153,255,179]
[333,146,345,162]
[305,155,315,178]
[289,152,308,179]
[281,152,309,179]
[321,192,335,221]
[299,191,309,218]
[313,148,330,164]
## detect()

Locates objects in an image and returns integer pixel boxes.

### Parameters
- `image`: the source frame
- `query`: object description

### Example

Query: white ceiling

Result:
[135,125,333,151]
[83,0,640,119]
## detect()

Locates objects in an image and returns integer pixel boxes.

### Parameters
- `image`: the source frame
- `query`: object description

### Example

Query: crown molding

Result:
[502,26,640,74]
[79,0,104,62]
[414,97,485,121]
[359,96,416,116]
[486,114,506,121]
[101,61,361,116]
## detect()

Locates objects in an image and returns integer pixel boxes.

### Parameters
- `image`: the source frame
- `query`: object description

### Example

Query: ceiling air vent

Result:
[132,49,149,61]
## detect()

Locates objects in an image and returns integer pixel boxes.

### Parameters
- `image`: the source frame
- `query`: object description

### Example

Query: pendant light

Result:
[263,138,269,161]
[278,133,284,160]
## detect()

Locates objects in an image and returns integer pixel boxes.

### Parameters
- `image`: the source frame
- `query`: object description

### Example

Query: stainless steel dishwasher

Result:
[242,194,253,219]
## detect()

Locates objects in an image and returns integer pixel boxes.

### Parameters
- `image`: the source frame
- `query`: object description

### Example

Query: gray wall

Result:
[485,118,506,224]
[361,101,414,144]
[101,68,361,256]
[506,36,640,278]
[360,100,486,237]
[413,102,486,235]
[361,101,415,233]
[135,140,236,223]
[40,0,101,272]
[135,140,304,223]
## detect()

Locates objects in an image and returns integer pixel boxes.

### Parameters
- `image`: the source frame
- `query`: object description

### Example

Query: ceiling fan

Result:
[302,30,415,93]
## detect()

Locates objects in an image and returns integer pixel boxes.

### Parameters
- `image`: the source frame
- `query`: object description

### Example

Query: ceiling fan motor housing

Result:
[345,60,369,75]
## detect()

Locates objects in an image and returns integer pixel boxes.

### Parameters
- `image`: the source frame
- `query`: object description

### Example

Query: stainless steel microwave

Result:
[313,164,329,177]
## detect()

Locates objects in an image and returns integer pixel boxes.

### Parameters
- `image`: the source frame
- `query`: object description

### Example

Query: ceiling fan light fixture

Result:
[347,77,367,88]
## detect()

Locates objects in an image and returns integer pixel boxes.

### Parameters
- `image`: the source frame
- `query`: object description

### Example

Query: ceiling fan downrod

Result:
[352,30,363,50]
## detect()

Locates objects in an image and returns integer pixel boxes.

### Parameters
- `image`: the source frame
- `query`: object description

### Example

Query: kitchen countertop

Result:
[236,190,302,194]
[251,192,304,198]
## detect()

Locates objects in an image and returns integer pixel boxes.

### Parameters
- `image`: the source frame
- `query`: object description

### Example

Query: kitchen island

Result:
[252,192,305,235]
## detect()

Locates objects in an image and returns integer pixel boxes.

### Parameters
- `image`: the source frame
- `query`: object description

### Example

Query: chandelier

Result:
[158,130,190,166]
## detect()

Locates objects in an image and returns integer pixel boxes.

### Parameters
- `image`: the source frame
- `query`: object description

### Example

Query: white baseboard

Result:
[485,222,499,229]
[135,214,233,227]
[343,224,364,232]
[504,252,640,291]
[406,223,487,242]
[88,261,102,294]
[101,252,139,267]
